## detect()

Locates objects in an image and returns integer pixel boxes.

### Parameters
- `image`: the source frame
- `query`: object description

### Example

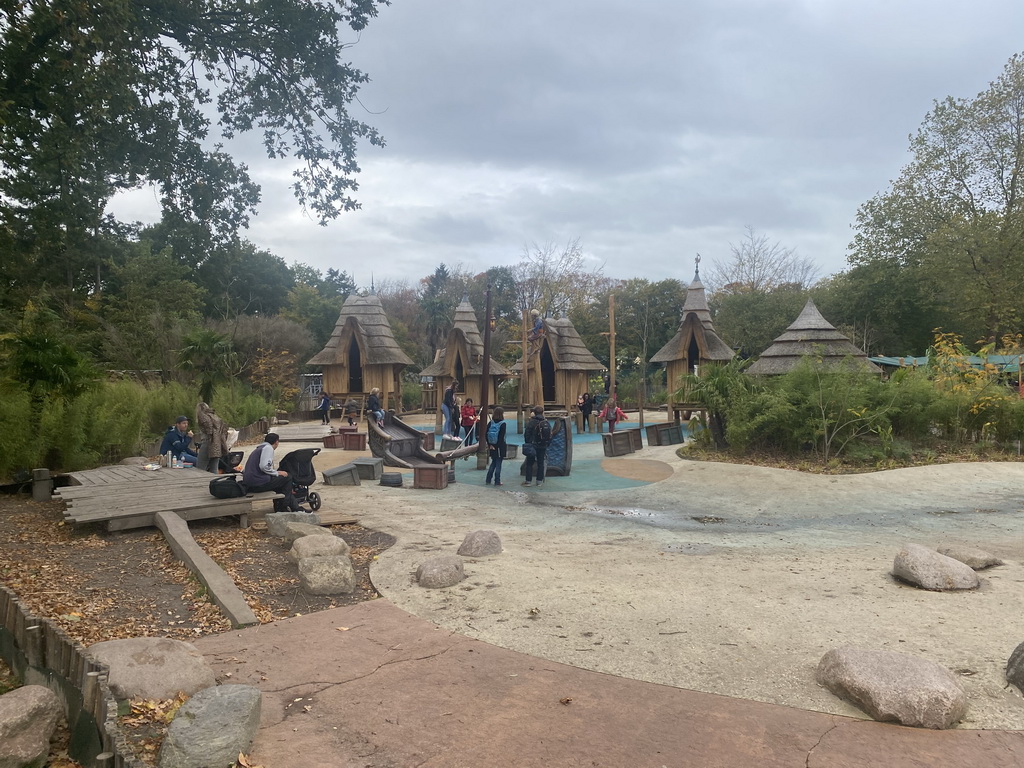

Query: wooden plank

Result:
[68,492,283,524]
[314,511,359,526]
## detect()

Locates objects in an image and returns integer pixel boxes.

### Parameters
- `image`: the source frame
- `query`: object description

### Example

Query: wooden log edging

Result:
[0,584,147,768]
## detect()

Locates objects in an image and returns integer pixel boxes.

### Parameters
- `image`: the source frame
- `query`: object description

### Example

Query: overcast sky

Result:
[114,0,1024,289]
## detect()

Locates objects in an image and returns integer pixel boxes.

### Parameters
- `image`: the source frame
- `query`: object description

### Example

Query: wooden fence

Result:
[1,585,146,768]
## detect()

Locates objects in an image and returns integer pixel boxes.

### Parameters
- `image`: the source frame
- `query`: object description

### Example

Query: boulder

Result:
[416,555,465,589]
[298,555,356,595]
[1007,640,1024,694]
[159,684,261,768]
[457,530,503,558]
[816,646,967,729]
[0,685,62,768]
[88,637,216,701]
[937,545,1003,570]
[266,511,321,537]
[287,534,351,563]
[892,543,980,591]
[280,521,333,543]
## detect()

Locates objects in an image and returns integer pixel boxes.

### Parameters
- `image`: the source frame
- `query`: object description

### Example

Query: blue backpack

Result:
[486,420,501,445]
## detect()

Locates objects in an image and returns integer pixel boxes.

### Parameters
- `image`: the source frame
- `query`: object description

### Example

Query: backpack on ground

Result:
[209,475,246,499]
[486,420,501,445]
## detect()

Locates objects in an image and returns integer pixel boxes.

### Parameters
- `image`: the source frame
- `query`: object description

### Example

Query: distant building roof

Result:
[307,291,414,367]
[420,296,510,377]
[746,299,880,376]
[651,269,734,363]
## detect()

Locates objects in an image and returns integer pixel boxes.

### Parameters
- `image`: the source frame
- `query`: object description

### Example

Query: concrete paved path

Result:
[194,599,1024,767]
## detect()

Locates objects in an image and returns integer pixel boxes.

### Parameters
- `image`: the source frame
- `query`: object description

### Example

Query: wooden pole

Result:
[519,308,528,434]
[609,294,617,400]
[477,286,493,469]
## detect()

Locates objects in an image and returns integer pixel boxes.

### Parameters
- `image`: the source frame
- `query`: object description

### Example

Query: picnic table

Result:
[57,464,282,532]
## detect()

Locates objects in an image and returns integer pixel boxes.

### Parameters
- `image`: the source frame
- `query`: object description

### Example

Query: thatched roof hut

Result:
[515,316,604,407]
[651,269,734,388]
[306,290,414,410]
[745,299,882,376]
[420,296,509,425]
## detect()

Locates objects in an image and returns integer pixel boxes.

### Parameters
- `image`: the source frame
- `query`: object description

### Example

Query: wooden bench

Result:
[56,467,282,531]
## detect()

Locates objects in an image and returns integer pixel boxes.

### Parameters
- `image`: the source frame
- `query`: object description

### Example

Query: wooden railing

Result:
[0,585,146,768]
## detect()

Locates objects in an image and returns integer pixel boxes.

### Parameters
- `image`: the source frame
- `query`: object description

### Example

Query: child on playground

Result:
[599,398,627,433]
[460,398,478,444]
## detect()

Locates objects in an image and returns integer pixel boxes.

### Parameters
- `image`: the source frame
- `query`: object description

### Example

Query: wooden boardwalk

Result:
[57,465,281,532]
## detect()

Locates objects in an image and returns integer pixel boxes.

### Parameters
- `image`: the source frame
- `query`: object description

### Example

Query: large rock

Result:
[298,555,356,595]
[287,534,351,563]
[937,545,1003,570]
[88,637,216,701]
[892,543,980,591]
[281,521,334,543]
[457,530,503,558]
[0,685,62,768]
[1007,640,1024,694]
[816,646,967,729]
[416,555,465,589]
[265,511,321,537]
[159,684,261,768]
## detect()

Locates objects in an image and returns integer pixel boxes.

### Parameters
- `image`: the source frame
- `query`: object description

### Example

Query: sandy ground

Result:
[288,417,1024,730]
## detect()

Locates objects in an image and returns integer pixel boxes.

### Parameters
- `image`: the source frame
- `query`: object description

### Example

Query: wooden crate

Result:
[342,432,367,450]
[647,423,684,446]
[413,464,448,490]
[352,457,384,480]
[421,432,435,451]
[601,431,635,457]
[621,427,644,452]
[323,434,344,449]
[322,463,361,486]
[337,424,358,434]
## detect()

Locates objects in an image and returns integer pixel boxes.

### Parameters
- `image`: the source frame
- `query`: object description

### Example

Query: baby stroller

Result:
[219,451,244,474]
[273,447,322,512]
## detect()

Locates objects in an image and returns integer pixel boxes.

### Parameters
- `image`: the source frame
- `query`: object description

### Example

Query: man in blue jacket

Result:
[159,416,198,465]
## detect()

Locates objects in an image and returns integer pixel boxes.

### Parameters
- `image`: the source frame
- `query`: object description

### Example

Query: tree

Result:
[512,239,606,319]
[710,284,808,358]
[0,0,387,298]
[703,227,819,296]
[850,52,1024,342]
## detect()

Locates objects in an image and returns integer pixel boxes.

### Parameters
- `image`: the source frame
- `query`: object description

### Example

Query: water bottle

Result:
[166,451,172,468]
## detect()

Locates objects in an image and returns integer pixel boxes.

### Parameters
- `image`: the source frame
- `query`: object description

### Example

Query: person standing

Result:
[442,380,459,437]
[578,392,593,432]
[195,402,228,473]
[522,405,551,487]
[485,406,507,486]
[317,391,332,425]
[241,433,306,512]
[460,398,478,444]
[599,398,627,433]
[160,416,198,466]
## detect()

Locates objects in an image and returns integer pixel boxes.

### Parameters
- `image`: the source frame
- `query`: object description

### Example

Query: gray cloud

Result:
[111,0,1024,288]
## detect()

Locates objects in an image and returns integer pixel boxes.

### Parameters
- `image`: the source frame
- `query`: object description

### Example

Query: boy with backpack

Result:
[522,405,552,487]
[485,406,507,486]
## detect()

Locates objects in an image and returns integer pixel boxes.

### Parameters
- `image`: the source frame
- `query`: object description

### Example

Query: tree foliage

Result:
[0,0,387,298]
[849,52,1024,342]
[703,227,819,296]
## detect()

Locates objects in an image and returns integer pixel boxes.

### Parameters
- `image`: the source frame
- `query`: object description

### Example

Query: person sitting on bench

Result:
[160,416,198,466]
[241,433,306,512]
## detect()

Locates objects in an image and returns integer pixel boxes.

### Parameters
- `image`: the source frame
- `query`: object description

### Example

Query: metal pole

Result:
[477,286,493,469]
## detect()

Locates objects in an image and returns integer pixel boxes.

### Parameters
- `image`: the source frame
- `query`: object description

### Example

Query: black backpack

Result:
[529,417,552,446]
[209,475,247,499]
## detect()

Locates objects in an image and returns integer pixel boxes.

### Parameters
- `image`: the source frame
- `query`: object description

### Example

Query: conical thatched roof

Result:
[511,316,604,373]
[745,299,881,376]
[307,291,414,367]
[651,271,734,363]
[420,296,510,377]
